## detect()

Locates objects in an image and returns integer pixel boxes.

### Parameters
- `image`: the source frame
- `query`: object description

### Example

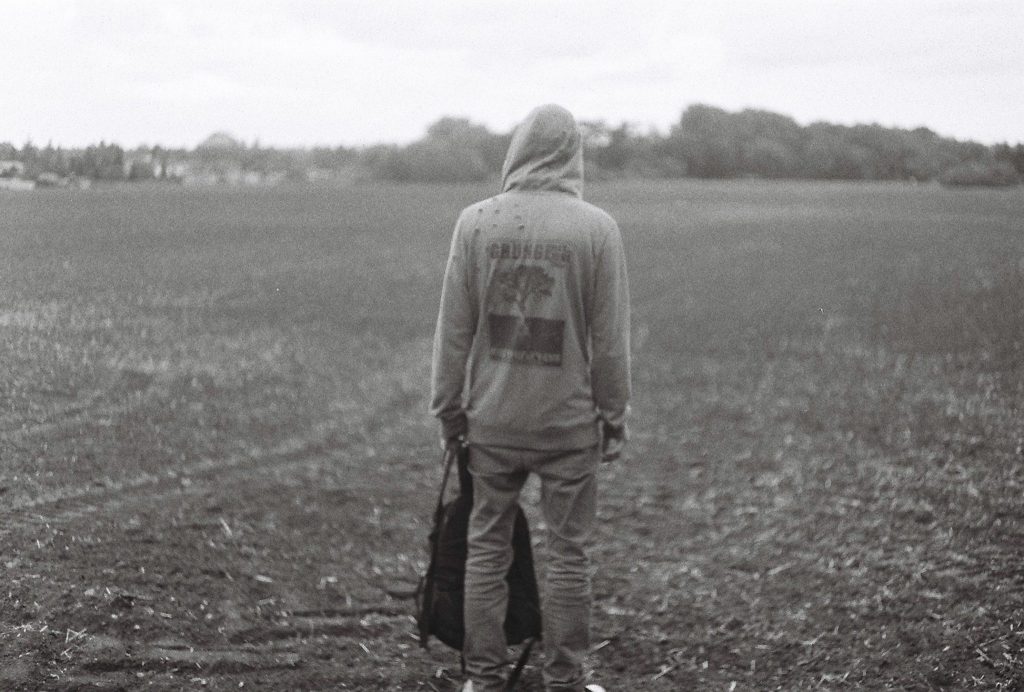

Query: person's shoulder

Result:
[573,198,619,231]
[455,195,501,229]
[460,194,502,217]
[569,200,619,249]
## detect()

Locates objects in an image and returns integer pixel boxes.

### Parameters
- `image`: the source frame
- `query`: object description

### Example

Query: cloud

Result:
[0,0,1021,146]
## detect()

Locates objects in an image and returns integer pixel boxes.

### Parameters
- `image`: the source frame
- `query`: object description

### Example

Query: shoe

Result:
[585,685,607,692]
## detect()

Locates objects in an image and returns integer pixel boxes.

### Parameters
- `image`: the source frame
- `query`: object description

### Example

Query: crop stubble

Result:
[1,180,1022,689]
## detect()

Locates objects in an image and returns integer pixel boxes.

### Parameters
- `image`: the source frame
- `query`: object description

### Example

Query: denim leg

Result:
[464,446,528,692]
[534,447,598,692]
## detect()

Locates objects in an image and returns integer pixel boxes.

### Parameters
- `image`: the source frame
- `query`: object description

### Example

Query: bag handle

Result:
[433,444,458,520]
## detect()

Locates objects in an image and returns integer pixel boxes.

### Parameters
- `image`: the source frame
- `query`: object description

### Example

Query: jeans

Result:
[463,444,598,692]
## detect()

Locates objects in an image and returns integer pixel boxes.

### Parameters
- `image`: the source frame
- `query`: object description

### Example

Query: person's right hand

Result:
[601,421,626,463]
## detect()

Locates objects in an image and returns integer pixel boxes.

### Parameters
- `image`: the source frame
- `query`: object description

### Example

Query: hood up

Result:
[500,104,583,198]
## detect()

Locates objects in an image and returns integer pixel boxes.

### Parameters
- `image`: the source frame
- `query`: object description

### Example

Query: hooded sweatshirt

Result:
[430,104,631,450]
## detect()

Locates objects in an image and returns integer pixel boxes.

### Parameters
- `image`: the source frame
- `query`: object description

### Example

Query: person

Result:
[430,104,631,692]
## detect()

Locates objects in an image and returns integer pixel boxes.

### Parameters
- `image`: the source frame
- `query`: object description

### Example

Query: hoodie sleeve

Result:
[591,222,632,429]
[429,217,475,440]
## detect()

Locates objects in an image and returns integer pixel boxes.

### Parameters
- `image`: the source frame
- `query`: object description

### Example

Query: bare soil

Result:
[1,181,1022,690]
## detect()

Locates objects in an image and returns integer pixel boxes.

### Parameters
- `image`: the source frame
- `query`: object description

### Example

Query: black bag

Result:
[416,443,542,686]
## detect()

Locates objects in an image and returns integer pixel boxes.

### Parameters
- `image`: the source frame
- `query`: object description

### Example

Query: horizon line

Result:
[4,106,1023,151]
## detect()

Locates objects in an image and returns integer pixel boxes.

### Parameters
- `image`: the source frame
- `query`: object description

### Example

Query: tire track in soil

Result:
[59,601,420,683]
[226,607,412,644]
[2,421,429,688]
[0,419,352,525]
[3,349,436,687]
[60,603,419,683]
[3,344,433,527]
[80,644,302,675]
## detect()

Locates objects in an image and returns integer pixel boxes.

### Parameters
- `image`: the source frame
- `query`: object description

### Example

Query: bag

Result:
[416,443,542,686]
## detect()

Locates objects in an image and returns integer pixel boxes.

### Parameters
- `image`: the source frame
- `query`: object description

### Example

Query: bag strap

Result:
[505,637,537,690]
[433,445,458,521]
[456,444,473,501]
[419,445,458,648]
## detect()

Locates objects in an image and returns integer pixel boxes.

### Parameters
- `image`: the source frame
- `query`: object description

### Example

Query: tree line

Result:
[2,105,1021,186]
[0,138,357,183]
[362,105,1023,186]
[0,141,144,181]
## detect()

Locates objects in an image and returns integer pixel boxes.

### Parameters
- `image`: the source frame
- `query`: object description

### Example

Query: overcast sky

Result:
[3,0,1022,148]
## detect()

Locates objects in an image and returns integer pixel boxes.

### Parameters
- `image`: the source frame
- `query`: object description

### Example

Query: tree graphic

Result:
[494,265,555,316]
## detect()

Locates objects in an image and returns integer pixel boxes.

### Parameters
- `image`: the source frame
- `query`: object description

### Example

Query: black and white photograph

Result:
[1,1,1022,689]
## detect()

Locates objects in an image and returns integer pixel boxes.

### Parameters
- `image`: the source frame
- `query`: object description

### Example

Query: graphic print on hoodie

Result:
[431,104,631,451]
[485,239,569,367]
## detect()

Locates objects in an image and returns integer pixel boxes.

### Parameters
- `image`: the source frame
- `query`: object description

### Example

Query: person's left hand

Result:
[440,436,463,467]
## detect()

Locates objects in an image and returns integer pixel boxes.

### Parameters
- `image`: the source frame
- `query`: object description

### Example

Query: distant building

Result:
[181,132,285,186]
[180,164,280,187]
[164,159,189,180]
[0,160,33,189]
[35,172,69,187]
[123,150,160,179]
[0,160,26,177]
[0,178,36,191]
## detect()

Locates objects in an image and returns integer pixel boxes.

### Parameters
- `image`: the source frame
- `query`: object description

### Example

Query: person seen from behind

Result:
[430,104,631,692]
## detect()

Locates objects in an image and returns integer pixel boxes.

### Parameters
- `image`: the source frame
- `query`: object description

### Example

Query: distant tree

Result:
[743,135,798,178]
[72,142,125,180]
[128,161,155,180]
[581,121,684,178]
[19,140,40,176]
[939,160,1020,187]
[309,145,356,170]
[802,124,872,179]
[11,105,1021,186]
[196,131,244,152]
[733,110,802,178]
[994,143,1024,175]
[596,122,633,171]
[398,138,490,182]
[426,117,510,172]
[668,104,742,177]
[359,144,403,179]
[363,117,507,182]
[30,142,70,177]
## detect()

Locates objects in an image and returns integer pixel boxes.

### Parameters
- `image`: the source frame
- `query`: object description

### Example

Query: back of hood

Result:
[500,104,583,198]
